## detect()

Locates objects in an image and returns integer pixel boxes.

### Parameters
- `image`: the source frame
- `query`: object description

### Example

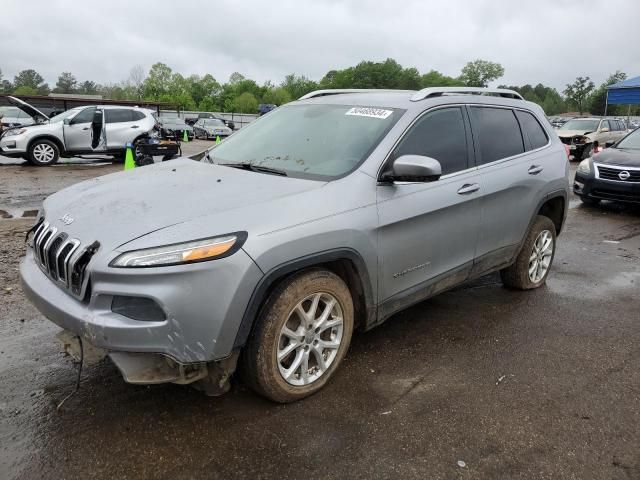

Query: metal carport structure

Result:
[605,75,640,116]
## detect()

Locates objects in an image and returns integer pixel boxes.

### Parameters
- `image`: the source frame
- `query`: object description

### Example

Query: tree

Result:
[127,65,145,99]
[13,69,49,95]
[280,74,318,100]
[142,62,173,99]
[421,70,464,87]
[459,60,505,87]
[54,72,78,93]
[77,80,99,95]
[234,92,258,113]
[263,86,291,106]
[229,72,245,85]
[564,76,595,115]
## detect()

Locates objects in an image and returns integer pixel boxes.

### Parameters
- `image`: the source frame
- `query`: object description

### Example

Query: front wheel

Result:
[240,269,354,403]
[28,139,60,166]
[501,215,556,290]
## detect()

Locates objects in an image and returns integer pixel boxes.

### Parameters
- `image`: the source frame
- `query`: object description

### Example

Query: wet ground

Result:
[1,153,639,479]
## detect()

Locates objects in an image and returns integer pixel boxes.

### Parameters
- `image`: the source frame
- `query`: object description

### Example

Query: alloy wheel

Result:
[32,143,56,163]
[528,229,554,283]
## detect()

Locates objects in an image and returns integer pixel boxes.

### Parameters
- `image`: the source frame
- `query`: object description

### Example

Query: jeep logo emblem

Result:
[60,213,74,225]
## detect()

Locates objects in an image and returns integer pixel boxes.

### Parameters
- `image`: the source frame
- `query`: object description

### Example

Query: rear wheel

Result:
[501,215,556,290]
[28,139,60,166]
[241,269,354,403]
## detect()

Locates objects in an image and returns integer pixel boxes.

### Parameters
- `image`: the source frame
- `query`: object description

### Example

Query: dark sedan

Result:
[574,128,640,205]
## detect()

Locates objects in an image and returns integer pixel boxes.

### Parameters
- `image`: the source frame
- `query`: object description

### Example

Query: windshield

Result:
[559,119,600,132]
[208,104,403,180]
[616,128,640,149]
[48,109,81,123]
[204,119,224,126]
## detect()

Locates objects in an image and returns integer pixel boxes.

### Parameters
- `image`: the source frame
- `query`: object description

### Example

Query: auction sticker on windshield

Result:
[345,107,393,119]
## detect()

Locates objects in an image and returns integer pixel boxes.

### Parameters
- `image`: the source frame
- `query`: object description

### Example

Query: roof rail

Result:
[411,87,524,102]
[299,89,414,100]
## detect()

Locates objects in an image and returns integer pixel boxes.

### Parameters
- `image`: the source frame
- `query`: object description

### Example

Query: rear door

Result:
[63,107,96,151]
[104,108,141,149]
[469,106,553,273]
[376,106,481,305]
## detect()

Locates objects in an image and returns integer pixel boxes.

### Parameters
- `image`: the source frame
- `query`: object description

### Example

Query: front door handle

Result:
[82,127,90,131]
[130,125,139,129]
[528,165,544,175]
[457,183,480,195]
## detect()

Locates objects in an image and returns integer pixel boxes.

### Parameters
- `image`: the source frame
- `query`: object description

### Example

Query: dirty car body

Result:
[20,88,570,399]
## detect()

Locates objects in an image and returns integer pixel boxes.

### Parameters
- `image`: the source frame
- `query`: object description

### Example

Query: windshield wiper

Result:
[218,162,288,176]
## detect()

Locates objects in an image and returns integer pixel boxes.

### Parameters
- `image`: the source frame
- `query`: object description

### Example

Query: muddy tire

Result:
[240,269,354,403]
[501,215,556,290]
[28,139,60,166]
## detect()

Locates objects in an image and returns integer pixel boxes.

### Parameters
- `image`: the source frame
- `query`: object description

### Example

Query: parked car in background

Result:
[160,115,194,140]
[0,97,157,165]
[186,112,235,130]
[20,87,569,403]
[258,103,276,116]
[0,105,38,128]
[574,126,640,205]
[193,118,232,140]
[550,117,568,129]
[556,117,627,160]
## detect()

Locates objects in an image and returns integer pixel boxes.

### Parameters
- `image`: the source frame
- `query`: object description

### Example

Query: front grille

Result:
[595,164,640,183]
[30,221,96,299]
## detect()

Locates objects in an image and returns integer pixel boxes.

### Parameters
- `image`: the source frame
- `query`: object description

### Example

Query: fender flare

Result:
[233,248,376,349]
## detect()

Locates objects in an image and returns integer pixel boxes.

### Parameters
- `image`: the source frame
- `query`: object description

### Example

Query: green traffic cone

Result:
[124,145,135,170]
[183,130,189,142]
[216,135,221,145]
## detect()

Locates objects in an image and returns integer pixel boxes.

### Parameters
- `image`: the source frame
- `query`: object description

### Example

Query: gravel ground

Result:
[0,158,639,480]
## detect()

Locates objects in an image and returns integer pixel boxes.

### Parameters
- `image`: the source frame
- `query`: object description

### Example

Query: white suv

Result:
[0,96,156,166]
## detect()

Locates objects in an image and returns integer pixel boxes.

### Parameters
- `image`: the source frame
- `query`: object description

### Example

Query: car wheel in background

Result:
[241,269,354,403]
[500,215,556,290]
[27,139,60,166]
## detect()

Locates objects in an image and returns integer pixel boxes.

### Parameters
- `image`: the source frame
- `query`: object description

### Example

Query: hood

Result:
[42,158,324,252]
[7,96,49,120]
[592,147,640,167]
[556,129,593,138]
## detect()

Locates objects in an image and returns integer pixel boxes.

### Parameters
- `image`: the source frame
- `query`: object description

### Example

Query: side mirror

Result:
[604,140,615,148]
[63,118,70,125]
[600,127,610,133]
[381,155,442,183]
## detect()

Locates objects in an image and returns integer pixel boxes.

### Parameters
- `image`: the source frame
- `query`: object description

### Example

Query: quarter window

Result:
[392,107,469,175]
[515,110,548,150]
[105,109,133,123]
[131,110,146,121]
[469,107,524,164]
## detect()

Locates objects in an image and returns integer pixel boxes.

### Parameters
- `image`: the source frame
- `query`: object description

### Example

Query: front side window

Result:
[208,104,403,180]
[470,107,524,164]
[600,120,611,131]
[616,128,640,149]
[515,110,548,150]
[391,107,469,175]
[105,109,133,124]
[70,107,95,125]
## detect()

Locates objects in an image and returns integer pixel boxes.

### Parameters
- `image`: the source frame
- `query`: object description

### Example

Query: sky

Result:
[2,0,639,91]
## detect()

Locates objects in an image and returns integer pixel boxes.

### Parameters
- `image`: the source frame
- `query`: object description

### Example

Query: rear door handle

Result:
[82,127,90,130]
[130,125,139,129]
[528,165,544,175]
[457,183,480,195]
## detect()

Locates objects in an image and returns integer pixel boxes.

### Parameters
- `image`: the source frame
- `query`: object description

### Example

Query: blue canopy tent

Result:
[605,75,640,116]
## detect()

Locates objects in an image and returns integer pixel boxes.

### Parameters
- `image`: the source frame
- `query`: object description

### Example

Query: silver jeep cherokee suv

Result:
[20,87,569,402]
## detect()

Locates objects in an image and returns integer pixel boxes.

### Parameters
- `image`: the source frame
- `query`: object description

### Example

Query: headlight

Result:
[577,159,591,174]
[2,128,27,137]
[110,232,247,268]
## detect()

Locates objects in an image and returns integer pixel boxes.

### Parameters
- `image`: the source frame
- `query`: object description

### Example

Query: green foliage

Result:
[235,92,258,113]
[421,70,464,87]
[13,69,49,95]
[459,60,505,87]
[500,83,567,115]
[589,71,627,116]
[54,72,77,93]
[563,76,595,115]
[13,85,39,95]
[262,87,291,106]
[280,74,318,100]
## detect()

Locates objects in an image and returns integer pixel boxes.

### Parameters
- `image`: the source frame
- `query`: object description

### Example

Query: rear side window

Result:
[470,107,524,164]
[105,109,133,123]
[392,107,469,175]
[131,110,146,121]
[515,110,548,150]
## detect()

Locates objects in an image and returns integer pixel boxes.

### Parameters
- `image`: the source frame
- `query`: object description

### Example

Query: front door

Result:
[63,107,97,151]
[376,106,481,310]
